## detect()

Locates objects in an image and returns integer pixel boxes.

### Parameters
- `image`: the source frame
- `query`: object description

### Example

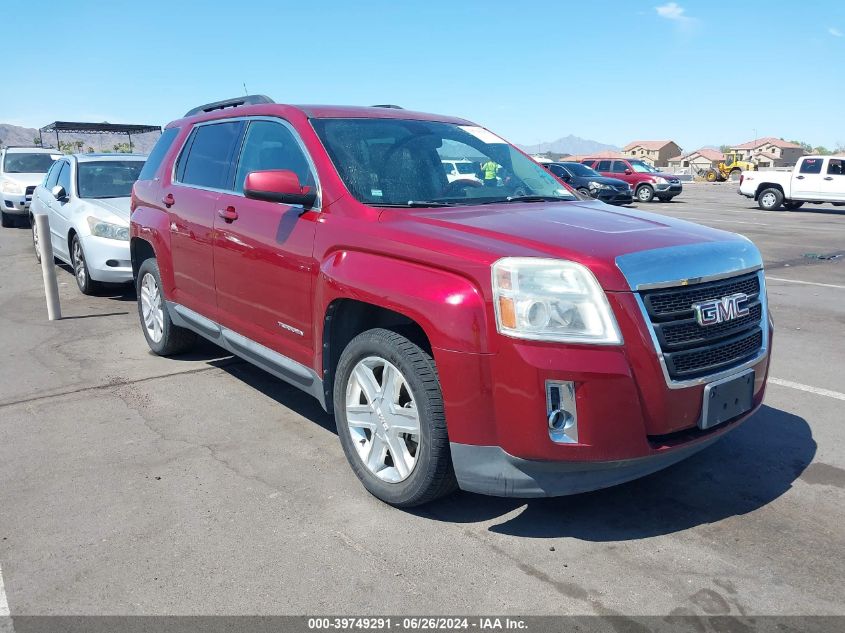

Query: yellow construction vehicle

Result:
[704,152,757,182]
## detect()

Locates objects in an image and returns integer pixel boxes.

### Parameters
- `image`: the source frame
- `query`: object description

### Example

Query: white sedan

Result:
[30,153,146,294]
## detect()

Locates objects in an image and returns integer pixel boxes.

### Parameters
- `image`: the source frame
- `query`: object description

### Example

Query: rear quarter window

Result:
[138,127,180,181]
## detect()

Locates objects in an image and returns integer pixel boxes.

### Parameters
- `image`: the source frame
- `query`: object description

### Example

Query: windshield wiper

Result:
[478,195,571,205]
[370,200,457,208]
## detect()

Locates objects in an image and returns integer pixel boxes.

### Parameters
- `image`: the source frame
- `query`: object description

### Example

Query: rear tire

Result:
[758,188,784,211]
[136,258,197,356]
[636,184,655,203]
[783,201,804,210]
[334,328,457,507]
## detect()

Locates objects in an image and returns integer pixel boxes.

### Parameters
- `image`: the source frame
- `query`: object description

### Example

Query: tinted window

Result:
[234,120,315,192]
[44,161,62,188]
[799,158,823,174]
[78,161,145,198]
[56,162,72,195]
[178,121,245,190]
[562,162,599,177]
[138,127,179,181]
[612,161,629,173]
[548,164,569,178]
[826,159,843,175]
[596,160,612,171]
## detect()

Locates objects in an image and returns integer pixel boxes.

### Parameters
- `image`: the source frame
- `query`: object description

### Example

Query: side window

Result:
[548,164,567,178]
[44,161,62,188]
[596,160,612,171]
[826,159,843,176]
[177,121,245,190]
[612,160,629,173]
[799,158,823,175]
[56,162,72,195]
[234,120,315,193]
[138,127,180,181]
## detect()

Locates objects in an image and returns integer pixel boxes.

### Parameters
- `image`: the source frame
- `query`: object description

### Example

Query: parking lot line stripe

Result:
[675,216,767,226]
[766,276,845,290]
[0,563,10,618]
[769,378,845,401]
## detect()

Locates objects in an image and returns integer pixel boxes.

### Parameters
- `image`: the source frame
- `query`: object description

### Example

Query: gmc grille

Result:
[639,272,765,380]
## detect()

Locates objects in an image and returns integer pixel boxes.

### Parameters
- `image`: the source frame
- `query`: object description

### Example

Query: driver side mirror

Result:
[625,169,633,175]
[51,185,68,201]
[244,170,317,208]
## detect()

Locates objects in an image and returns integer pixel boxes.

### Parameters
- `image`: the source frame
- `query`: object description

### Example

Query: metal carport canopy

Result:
[39,121,161,152]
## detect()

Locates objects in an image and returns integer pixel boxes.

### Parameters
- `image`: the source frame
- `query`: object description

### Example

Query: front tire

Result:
[636,184,655,203]
[71,234,101,295]
[576,187,592,198]
[334,328,456,507]
[758,188,784,211]
[32,215,41,264]
[136,258,197,356]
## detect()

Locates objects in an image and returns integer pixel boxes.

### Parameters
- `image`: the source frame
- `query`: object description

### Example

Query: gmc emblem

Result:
[693,292,750,326]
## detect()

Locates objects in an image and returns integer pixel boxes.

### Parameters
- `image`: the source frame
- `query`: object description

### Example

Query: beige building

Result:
[729,137,806,168]
[667,148,725,173]
[623,140,683,167]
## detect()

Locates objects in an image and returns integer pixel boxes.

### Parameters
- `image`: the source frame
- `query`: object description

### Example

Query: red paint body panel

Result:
[130,103,771,476]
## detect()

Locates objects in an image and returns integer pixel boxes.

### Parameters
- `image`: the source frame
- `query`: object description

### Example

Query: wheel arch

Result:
[754,182,784,200]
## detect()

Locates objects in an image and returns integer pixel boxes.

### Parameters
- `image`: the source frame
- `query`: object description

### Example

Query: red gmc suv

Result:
[581,157,683,203]
[130,96,772,507]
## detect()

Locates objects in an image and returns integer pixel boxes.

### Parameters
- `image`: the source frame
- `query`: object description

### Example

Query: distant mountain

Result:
[0,122,160,154]
[518,135,620,156]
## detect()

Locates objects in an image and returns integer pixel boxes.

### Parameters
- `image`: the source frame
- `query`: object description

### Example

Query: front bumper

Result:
[80,234,132,283]
[656,183,683,197]
[1,192,32,215]
[595,188,634,205]
[451,429,727,497]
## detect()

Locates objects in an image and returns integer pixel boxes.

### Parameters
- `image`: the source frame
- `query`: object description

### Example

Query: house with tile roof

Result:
[667,148,725,174]
[729,137,806,168]
[623,140,682,167]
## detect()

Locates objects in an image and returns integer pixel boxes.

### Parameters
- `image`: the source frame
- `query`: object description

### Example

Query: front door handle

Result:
[796,175,804,180]
[824,176,834,181]
[217,206,238,223]
[162,193,175,208]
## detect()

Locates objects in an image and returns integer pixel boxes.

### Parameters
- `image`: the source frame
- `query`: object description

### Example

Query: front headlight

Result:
[87,216,129,241]
[492,258,622,344]
[588,181,612,190]
[0,179,24,195]
[655,177,668,185]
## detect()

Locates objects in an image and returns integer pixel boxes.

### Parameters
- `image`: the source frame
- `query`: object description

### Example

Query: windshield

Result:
[311,119,576,206]
[3,153,58,174]
[629,160,659,173]
[77,160,145,199]
[561,162,600,178]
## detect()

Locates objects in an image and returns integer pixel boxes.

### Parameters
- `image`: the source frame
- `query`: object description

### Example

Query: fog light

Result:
[546,380,578,443]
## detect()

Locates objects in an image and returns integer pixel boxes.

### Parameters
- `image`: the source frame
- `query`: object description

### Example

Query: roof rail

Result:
[371,104,404,109]
[184,95,275,118]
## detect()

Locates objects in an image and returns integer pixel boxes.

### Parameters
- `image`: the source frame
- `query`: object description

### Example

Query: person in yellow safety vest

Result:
[480,159,500,187]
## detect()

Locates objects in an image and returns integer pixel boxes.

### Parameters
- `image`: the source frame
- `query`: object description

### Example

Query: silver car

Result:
[0,147,61,227]
[30,153,146,294]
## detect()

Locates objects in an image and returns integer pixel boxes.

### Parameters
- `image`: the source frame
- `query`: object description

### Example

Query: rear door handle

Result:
[796,176,805,180]
[217,206,238,223]
[162,193,175,208]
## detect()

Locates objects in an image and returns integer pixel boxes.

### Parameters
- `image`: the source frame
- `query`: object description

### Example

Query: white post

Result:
[35,213,61,321]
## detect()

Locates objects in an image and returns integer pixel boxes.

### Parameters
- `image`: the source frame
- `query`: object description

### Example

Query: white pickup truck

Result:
[739,155,845,210]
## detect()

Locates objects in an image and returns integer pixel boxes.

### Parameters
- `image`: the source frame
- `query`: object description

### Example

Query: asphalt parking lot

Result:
[0,184,843,619]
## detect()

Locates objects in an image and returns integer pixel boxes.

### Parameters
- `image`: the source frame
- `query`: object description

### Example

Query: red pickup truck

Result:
[130,96,772,507]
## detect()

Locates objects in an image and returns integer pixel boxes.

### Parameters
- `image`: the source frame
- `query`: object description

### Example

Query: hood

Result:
[84,197,131,223]
[2,173,46,187]
[379,200,745,291]
[654,172,679,180]
[585,176,630,187]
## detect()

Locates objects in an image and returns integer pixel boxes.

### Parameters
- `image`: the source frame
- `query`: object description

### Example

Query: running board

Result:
[167,302,327,410]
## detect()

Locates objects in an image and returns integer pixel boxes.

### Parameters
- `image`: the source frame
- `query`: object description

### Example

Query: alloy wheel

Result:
[345,356,421,483]
[140,272,164,343]
[761,192,777,208]
[72,238,87,287]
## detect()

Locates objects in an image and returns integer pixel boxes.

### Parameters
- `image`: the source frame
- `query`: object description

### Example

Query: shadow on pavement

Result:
[414,405,815,540]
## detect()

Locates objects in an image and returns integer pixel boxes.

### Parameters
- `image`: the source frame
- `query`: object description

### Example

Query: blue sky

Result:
[4,1,844,151]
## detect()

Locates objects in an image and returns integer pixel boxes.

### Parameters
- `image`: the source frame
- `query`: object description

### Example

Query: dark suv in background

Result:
[544,162,633,205]
[581,157,682,203]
